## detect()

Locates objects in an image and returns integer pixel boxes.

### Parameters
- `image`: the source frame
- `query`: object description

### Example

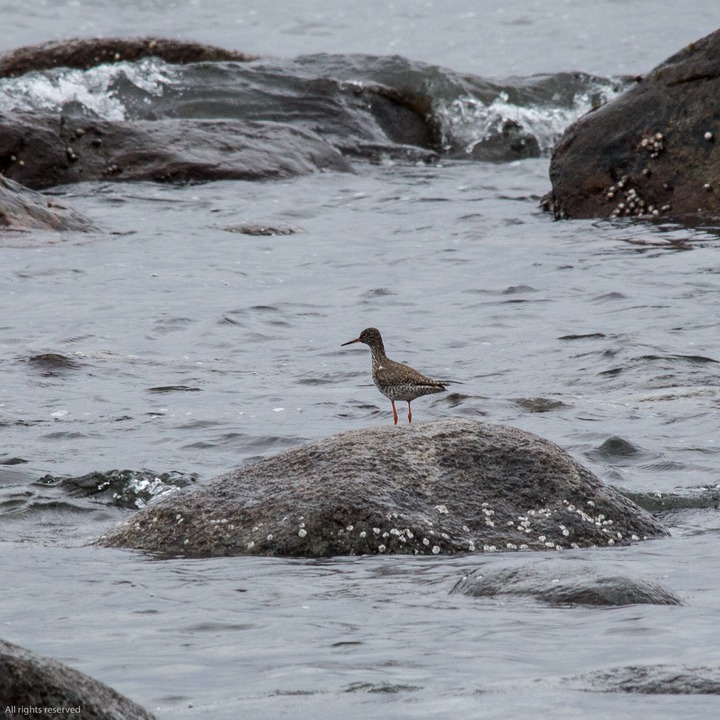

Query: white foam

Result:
[437,83,625,156]
[0,57,176,120]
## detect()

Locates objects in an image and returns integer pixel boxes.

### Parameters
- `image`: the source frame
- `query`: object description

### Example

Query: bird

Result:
[341,327,447,425]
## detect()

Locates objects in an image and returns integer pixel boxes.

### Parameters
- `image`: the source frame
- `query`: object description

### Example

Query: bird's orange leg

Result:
[407,402,412,424]
[391,400,399,425]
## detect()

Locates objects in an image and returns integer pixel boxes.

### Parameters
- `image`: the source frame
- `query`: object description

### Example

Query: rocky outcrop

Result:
[0,175,96,231]
[0,38,446,190]
[0,37,258,78]
[98,419,667,558]
[0,113,353,189]
[544,28,720,221]
[452,558,681,606]
[0,638,155,719]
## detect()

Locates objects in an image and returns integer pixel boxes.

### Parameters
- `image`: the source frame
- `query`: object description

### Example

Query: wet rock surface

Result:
[0,113,353,189]
[0,38,444,191]
[0,175,96,231]
[98,419,668,558]
[545,27,720,221]
[0,638,155,719]
[35,468,196,509]
[452,557,681,606]
[0,37,258,78]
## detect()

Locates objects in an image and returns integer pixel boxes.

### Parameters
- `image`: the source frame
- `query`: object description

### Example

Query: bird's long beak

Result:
[341,337,361,346]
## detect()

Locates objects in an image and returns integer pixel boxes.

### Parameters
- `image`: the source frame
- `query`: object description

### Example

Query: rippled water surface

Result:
[3,164,719,489]
[6,539,720,719]
[2,1,720,718]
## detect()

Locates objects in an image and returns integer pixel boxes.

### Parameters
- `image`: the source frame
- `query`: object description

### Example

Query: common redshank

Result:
[341,327,447,425]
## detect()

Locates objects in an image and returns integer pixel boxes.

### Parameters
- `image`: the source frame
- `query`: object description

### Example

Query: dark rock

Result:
[35,468,196,509]
[451,558,681,606]
[0,113,353,189]
[0,43,444,189]
[0,37,258,78]
[221,223,304,236]
[624,486,720,513]
[25,352,82,372]
[512,397,566,413]
[465,119,540,161]
[545,28,720,221]
[0,457,28,465]
[558,332,607,341]
[98,419,668,558]
[591,436,643,459]
[354,82,443,154]
[0,638,155,719]
[571,664,720,694]
[0,175,96,231]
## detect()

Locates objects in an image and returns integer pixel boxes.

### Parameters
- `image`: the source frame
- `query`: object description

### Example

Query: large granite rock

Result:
[0,175,96,231]
[0,638,155,719]
[0,37,258,78]
[544,28,720,221]
[452,557,681,606]
[98,419,667,558]
[0,113,353,189]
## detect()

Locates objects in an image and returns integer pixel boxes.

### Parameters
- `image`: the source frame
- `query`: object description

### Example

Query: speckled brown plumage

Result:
[342,327,446,424]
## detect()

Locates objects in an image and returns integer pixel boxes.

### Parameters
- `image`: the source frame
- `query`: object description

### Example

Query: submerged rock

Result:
[25,352,82,373]
[35,468,196,509]
[221,223,304,236]
[0,175,96,232]
[98,419,667,558]
[0,638,155,719]
[0,37,258,78]
[570,664,720,694]
[0,113,353,190]
[452,558,681,606]
[544,27,720,221]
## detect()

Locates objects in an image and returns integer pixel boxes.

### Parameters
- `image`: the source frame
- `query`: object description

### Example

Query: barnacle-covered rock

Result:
[544,28,720,221]
[98,419,667,558]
